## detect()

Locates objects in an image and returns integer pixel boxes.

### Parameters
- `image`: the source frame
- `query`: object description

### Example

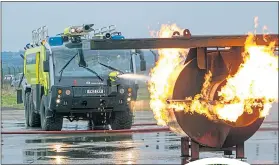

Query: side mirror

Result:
[20,54,25,59]
[140,60,146,71]
[16,89,23,104]
[43,60,50,72]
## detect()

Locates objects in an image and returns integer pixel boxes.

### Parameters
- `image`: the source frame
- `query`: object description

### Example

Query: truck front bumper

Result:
[50,96,131,113]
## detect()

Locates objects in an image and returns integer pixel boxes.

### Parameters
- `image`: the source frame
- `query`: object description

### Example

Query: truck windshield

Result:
[52,46,132,77]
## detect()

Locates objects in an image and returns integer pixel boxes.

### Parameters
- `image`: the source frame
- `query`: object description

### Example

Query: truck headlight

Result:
[65,89,71,95]
[56,99,61,104]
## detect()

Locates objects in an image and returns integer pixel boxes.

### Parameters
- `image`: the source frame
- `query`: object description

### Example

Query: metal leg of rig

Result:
[190,140,200,160]
[236,142,246,160]
[181,137,190,157]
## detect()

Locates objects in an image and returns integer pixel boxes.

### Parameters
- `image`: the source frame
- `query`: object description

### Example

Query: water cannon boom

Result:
[63,24,95,37]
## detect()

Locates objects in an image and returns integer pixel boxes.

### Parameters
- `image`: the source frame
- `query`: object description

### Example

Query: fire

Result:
[148,22,278,125]
[148,24,189,125]
[217,32,278,119]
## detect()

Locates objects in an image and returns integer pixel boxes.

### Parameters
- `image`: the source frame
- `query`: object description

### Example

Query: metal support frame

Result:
[181,137,247,164]
[191,140,200,160]
[181,137,190,157]
[236,142,245,159]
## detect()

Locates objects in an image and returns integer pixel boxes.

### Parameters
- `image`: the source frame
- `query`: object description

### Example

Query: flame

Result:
[148,24,189,125]
[148,21,278,125]
[217,32,278,119]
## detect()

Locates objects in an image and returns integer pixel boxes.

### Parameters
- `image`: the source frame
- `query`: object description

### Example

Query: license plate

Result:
[86,89,104,94]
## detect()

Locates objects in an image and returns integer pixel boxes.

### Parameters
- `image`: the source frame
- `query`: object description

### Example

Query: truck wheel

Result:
[40,96,63,131]
[110,110,133,130]
[28,93,41,127]
[25,92,30,127]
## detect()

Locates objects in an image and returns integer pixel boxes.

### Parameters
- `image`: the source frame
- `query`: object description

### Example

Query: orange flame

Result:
[148,24,189,125]
[148,21,278,125]
[217,32,278,119]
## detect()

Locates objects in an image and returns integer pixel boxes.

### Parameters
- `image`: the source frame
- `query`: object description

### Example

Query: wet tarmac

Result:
[1,108,278,164]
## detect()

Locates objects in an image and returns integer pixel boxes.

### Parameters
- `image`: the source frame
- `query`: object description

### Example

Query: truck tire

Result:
[25,92,30,127]
[110,110,133,130]
[28,92,41,127]
[40,96,63,131]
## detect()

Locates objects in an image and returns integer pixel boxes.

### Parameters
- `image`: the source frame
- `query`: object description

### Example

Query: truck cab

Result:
[17,24,147,131]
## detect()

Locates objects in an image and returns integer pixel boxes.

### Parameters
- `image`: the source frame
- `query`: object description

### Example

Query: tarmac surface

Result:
[1,106,278,164]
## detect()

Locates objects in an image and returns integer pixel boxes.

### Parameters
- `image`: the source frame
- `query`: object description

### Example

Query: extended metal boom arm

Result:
[89,34,278,50]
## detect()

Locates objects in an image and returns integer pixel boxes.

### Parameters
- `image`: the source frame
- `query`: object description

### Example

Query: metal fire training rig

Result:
[85,28,278,161]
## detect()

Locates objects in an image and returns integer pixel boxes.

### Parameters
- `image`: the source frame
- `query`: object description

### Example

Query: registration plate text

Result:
[86,89,104,94]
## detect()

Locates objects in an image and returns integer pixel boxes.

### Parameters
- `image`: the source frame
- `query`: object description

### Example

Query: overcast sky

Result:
[1,2,278,51]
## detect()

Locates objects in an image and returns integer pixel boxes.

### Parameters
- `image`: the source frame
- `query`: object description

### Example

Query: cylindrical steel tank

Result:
[167,57,265,148]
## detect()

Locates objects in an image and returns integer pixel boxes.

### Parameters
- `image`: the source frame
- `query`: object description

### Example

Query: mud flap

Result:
[16,89,23,104]
[44,96,54,118]
[35,84,41,113]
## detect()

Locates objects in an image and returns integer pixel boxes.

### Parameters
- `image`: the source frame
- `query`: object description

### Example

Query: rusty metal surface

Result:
[167,57,266,148]
[167,109,188,137]
[89,34,278,50]
[168,58,231,148]
[174,111,232,148]
[222,117,265,148]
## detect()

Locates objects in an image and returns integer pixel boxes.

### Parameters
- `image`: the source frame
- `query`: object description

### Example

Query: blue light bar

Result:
[111,35,125,40]
[110,32,125,40]
[48,36,63,46]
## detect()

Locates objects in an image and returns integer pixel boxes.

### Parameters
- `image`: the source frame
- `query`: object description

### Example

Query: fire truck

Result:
[16,24,147,131]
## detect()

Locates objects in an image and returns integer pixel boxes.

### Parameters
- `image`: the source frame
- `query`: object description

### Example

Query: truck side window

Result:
[26,53,37,65]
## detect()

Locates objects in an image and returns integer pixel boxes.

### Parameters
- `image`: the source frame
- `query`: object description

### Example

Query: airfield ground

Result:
[1,107,278,164]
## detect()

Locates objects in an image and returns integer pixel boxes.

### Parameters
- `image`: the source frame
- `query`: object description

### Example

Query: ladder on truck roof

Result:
[31,26,48,45]
[91,25,118,39]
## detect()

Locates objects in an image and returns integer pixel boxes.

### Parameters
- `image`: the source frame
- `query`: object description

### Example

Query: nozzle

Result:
[84,24,94,31]
[105,33,111,39]
[109,71,121,82]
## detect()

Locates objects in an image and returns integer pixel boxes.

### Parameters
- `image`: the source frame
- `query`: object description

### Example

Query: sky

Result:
[1,1,278,51]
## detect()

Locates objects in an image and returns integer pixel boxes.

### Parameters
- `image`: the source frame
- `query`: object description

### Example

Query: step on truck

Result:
[16,24,147,131]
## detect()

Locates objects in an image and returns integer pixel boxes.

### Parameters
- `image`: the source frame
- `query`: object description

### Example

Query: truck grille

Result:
[73,86,109,97]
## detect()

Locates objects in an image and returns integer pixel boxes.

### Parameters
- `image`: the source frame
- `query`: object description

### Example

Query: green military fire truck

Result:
[17,24,147,131]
